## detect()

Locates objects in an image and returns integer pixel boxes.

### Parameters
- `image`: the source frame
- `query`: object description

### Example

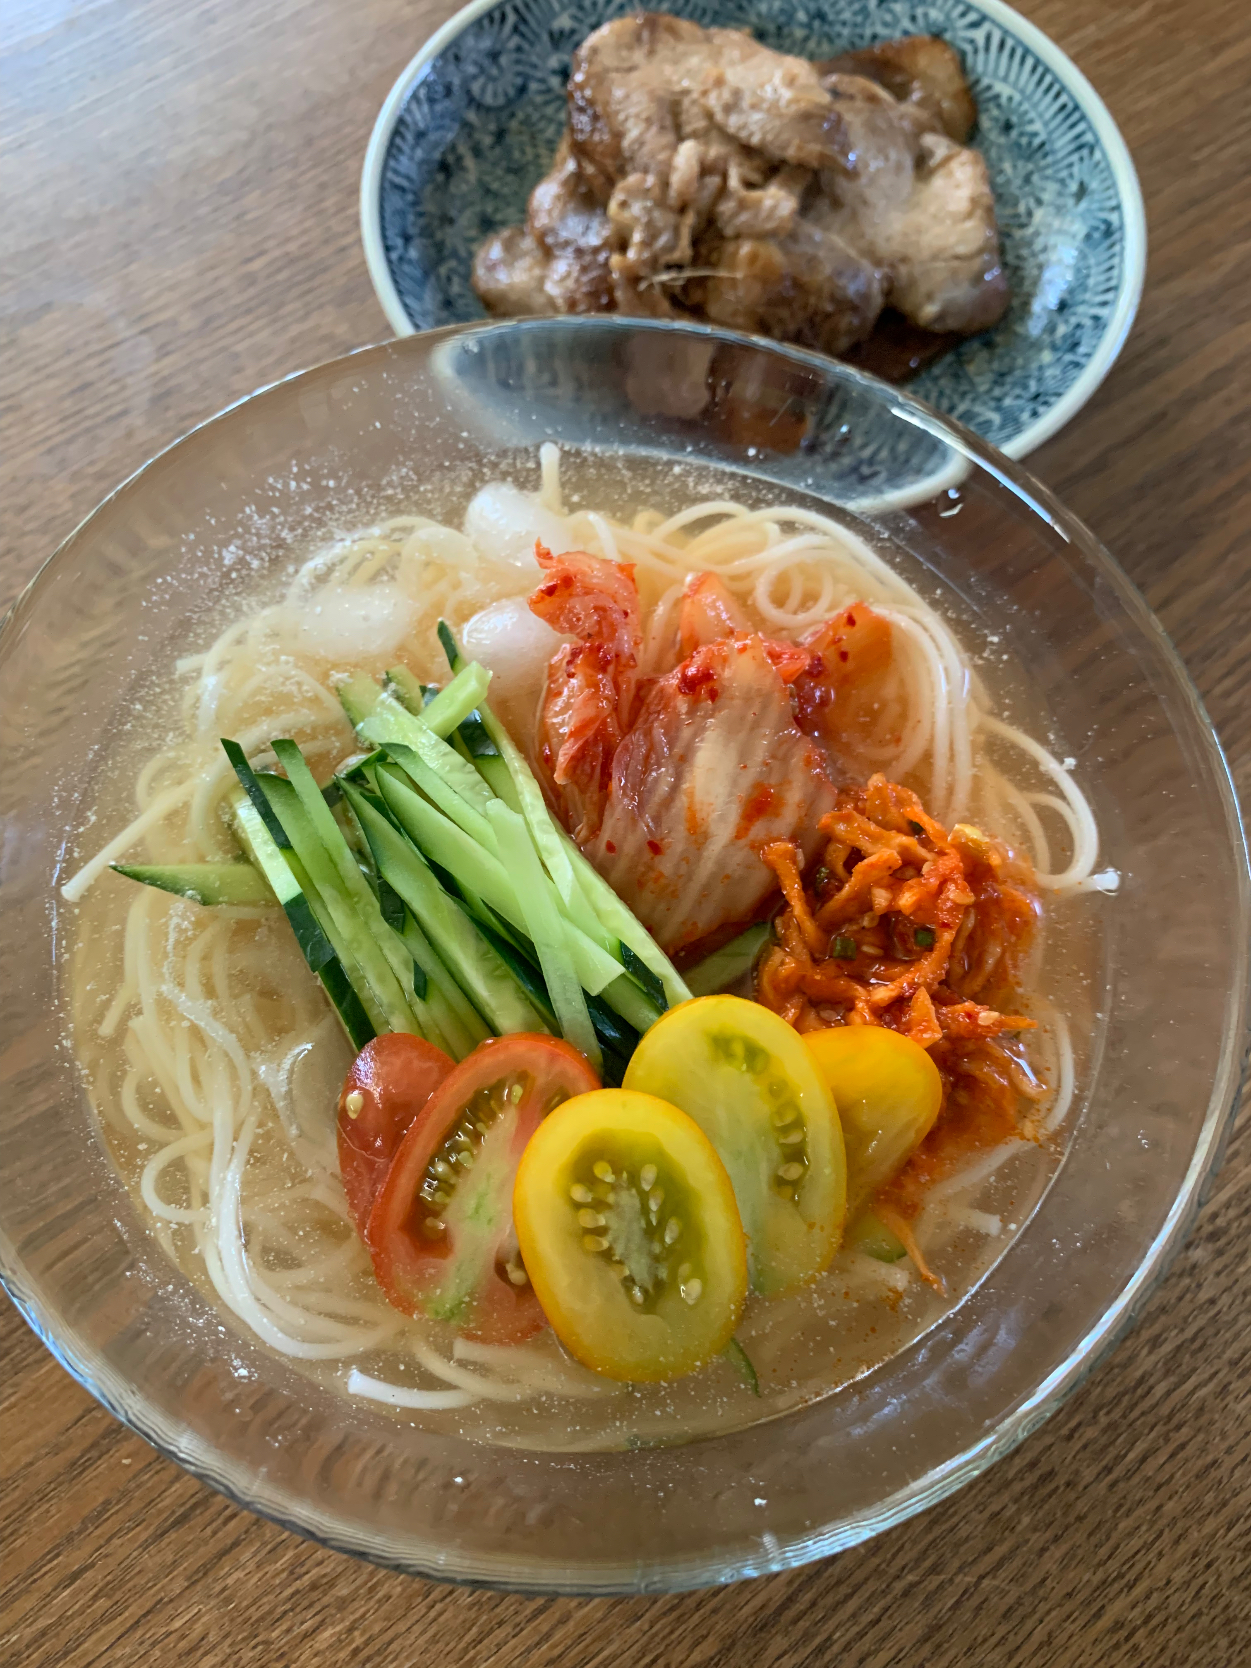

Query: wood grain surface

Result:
[2,1,1249,1663]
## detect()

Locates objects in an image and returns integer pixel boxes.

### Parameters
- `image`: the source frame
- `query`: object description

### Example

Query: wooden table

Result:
[3,1,1248,1661]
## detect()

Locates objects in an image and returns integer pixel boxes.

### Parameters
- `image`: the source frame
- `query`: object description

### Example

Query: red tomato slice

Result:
[337,1034,455,1239]
[366,1034,599,1344]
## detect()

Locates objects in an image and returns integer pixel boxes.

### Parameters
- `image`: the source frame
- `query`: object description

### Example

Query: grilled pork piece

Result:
[816,35,978,145]
[472,15,1009,367]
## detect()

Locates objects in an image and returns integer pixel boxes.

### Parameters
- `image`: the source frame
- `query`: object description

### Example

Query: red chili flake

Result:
[646,839,662,857]
[846,610,857,626]
[677,661,719,700]
[735,783,777,840]
[838,649,850,663]
[605,840,617,855]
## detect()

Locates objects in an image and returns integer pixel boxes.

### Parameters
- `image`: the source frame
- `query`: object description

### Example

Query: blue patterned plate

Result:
[361,0,1145,458]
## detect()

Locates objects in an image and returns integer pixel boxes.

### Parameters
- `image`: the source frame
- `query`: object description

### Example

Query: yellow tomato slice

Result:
[804,1026,942,1215]
[623,996,845,1296]
[512,1089,747,1382]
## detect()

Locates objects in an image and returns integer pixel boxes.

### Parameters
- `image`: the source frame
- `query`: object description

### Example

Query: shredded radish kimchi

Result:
[755,772,1045,1251]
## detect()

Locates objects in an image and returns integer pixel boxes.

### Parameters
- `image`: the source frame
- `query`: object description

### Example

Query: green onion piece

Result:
[914,927,937,949]
[908,819,926,838]
[832,935,858,960]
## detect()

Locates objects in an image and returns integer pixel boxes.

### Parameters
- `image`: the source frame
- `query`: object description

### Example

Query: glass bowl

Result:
[1,318,1246,1593]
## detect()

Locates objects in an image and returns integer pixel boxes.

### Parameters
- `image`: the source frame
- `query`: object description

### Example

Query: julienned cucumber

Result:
[230,791,375,1051]
[268,754,473,1056]
[232,768,396,1039]
[684,923,771,997]
[175,628,695,1072]
[396,909,489,1060]
[341,781,548,1038]
[372,766,626,999]
[337,663,488,747]
[486,798,601,1072]
[848,1211,908,1264]
[722,1337,761,1396]
[110,862,272,907]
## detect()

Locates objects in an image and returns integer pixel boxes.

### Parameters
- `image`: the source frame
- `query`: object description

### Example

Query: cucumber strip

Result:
[269,754,463,1057]
[433,628,622,952]
[599,972,663,1034]
[413,663,491,736]
[230,792,375,1050]
[383,664,429,711]
[684,923,772,997]
[253,758,425,1037]
[454,708,499,761]
[449,914,631,1082]
[584,991,639,1058]
[486,801,601,1072]
[848,1211,908,1264]
[379,742,497,848]
[470,917,557,1028]
[584,990,640,1083]
[341,782,548,1037]
[255,776,416,1041]
[222,737,294,850]
[111,861,272,908]
[271,739,428,999]
[460,744,518,811]
[375,768,623,995]
[376,877,416,975]
[339,664,489,744]
[436,620,690,1009]
[398,910,488,1058]
[618,942,666,1010]
[477,898,531,954]
[341,665,498,827]
[723,1337,761,1396]
[363,717,496,822]
[557,830,692,1009]
[235,779,390,1037]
